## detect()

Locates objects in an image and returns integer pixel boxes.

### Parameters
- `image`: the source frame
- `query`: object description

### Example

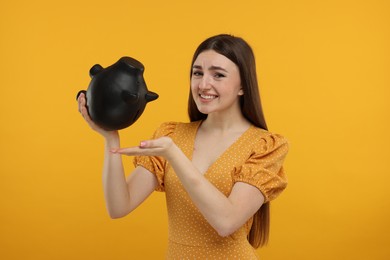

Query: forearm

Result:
[112,137,262,235]
[102,134,131,218]
[166,146,239,236]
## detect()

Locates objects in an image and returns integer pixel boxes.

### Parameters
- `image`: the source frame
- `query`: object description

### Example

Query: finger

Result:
[77,93,85,113]
[139,139,164,148]
[109,148,119,153]
[112,146,144,155]
[140,137,172,149]
[76,90,87,101]
[78,96,91,121]
[82,108,96,127]
[78,103,95,127]
[139,141,148,148]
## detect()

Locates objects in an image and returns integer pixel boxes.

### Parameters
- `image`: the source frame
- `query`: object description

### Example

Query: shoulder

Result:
[233,127,289,202]
[153,121,202,137]
[248,127,289,155]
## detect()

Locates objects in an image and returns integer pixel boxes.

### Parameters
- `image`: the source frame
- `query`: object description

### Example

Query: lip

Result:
[199,93,218,102]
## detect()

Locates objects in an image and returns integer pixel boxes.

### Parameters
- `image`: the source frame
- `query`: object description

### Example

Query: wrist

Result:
[104,132,120,148]
[165,142,180,163]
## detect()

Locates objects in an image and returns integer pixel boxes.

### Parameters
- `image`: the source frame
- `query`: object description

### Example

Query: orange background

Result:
[1,0,389,259]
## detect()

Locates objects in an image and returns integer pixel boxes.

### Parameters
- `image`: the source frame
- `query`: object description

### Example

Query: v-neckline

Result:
[190,120,253,176]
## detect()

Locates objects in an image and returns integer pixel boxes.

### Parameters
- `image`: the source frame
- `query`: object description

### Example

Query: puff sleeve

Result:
[133,122,177,192]
[232,133,289,202]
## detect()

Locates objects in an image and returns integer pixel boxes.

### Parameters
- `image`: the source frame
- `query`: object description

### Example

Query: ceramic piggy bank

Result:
[77,56,158,130]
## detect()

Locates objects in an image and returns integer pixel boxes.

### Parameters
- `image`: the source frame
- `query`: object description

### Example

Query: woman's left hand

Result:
[111,137,176,159]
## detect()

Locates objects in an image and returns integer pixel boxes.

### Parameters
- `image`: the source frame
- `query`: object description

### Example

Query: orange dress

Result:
[134,121,288,259]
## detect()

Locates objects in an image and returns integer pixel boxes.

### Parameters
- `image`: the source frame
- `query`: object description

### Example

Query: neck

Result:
[201,111,251,133]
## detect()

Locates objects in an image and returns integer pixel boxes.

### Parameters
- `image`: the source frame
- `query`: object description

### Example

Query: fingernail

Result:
[139,141,146,148]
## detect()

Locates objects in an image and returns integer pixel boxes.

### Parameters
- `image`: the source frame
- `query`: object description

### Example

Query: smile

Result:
[200,94,218,100]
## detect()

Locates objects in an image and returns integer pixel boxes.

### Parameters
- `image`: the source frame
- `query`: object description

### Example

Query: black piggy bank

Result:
[77,56,158,130]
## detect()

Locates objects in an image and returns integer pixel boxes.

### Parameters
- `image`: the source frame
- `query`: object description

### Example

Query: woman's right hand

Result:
[77,92,119,140]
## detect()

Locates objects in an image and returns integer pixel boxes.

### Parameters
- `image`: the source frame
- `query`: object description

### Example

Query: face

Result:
[191,50,243,116]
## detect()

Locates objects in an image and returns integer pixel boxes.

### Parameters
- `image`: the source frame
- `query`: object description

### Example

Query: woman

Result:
[78,34,289,259]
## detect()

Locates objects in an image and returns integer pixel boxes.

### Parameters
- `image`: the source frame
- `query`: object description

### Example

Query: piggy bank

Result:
[77,56,158,130]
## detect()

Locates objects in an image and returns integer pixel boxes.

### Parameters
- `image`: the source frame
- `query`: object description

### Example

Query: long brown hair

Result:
[188,34,270,248]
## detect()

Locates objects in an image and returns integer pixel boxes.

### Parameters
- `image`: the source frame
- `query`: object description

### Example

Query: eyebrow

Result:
[192,65,228,73]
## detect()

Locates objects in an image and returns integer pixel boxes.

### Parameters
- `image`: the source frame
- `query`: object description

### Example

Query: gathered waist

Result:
[168,236,236,247]
[166,238,258,259]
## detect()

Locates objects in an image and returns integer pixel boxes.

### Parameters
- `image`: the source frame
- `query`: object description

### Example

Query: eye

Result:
[192,70,203,77]
[214,73,226,79]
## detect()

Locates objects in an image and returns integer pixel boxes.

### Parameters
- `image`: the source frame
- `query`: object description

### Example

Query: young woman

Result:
[78,34,289,259]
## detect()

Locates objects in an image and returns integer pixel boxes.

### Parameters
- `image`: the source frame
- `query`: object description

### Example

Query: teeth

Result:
[200,94,216,99]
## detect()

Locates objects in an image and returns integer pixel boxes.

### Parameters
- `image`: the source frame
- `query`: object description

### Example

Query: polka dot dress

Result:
[134,121,289,259]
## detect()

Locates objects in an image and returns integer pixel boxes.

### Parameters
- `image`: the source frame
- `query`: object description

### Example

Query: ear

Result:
[89,64,103,78]
[238,88,244,96]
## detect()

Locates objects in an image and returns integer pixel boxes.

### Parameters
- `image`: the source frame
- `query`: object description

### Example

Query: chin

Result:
[196,105,213,115]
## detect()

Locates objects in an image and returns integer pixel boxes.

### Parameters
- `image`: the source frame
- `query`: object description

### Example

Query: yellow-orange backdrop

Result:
[1,0,389,259]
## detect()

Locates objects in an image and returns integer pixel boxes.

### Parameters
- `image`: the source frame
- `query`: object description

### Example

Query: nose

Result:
[199,75,211,90]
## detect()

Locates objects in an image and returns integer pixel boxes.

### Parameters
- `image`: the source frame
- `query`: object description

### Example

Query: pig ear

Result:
[89,64,103,78]
[145,91,159,102]
[122,91,139,104]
